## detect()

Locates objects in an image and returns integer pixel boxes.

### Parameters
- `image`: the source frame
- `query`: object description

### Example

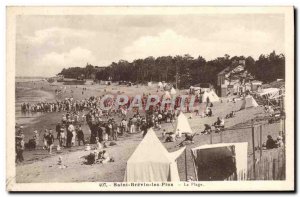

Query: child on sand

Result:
[99,150,110,164]
[96,137,103,150]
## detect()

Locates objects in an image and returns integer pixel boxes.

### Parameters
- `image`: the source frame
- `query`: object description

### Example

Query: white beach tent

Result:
[124,128,186,182]
[191,142,248,181]
[164,91,171,99]
[202,90,220,103]
[158,82,163,88]
[175,112,193,137]
[170,87,177,95]
[148,82,152,87]
[240,95,259,110]
[190,86,201,94]
[209,90,220,101]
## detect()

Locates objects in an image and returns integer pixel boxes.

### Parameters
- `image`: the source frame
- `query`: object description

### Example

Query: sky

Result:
[16,14,285,77]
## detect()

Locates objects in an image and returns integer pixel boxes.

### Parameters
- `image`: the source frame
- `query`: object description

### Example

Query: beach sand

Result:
[15,80,283,182]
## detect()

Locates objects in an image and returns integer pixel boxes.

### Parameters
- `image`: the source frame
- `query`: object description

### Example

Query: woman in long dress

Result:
[33,130,39,149]
[71,130,76,146]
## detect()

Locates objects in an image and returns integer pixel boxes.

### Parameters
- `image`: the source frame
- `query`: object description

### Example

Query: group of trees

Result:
[59,63,97,80]
[245,51,285,83]
[58,51,285,89]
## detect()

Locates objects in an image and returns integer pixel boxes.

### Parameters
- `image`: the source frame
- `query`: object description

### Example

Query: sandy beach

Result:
[15,80,284,183]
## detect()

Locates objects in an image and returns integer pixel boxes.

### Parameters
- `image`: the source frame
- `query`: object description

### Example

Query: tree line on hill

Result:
[58,51,285,89]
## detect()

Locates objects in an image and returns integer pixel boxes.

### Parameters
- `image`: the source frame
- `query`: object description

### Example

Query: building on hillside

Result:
[189,83,213,94]
[216,60,262,97]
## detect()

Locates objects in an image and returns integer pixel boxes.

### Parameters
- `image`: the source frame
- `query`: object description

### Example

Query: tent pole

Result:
[220,130,223,143]
[251,121,256,180]
[260,125,262,159]
[185,148,188,181]
[191,150,198,181]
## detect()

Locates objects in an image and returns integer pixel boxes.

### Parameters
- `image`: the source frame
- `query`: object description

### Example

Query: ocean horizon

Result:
[16,76,47,83]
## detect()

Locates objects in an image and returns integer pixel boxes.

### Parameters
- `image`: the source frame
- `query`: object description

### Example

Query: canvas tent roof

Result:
[164,91,171,99]
[170,87,177,95]
[148,82,152,86]
[191,142,248,181]
[158,82,163,87]
[175,112,193,137]
[258,88,279,96]
[240,95,258,110]
[124,128,185,182]
[257,88,282,99]
[209,90,220,101]
[202,90,220,103]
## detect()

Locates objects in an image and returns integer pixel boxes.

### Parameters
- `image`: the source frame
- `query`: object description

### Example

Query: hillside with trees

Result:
[58,51,285,89]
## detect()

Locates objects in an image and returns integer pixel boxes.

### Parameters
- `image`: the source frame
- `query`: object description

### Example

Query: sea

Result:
[15,77,55,126]
[15,76,46,83]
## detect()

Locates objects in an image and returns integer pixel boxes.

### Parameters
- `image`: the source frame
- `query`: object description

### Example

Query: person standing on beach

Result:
[119,118,126,135]
[112,120,118,141]
[16,126,25,140]
[33,130,39,149]
[66,123,74,147]
[15,137,25,163]
[59,126,66,147]
[141,122,148,138]
[43,129,49,150]
[56,122,61,139]
[106,122,112,141]
[71,124,77,147]
[76,125,85,146]
[47,130,55,154]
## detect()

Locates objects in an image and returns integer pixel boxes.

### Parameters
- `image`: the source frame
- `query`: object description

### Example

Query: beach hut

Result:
[170,87,177,95]
[175,112,193,137]
[202,90,220,103]
[164,91,171,99]
[209,90,220,101]
[158,82,163,88]
[257,88,281,100]
[191,142,248,181]
[240,95,259,110]
[124,128,185,182]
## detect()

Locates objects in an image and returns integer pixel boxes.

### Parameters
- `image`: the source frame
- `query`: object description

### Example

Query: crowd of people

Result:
[16,85,285,166]
[20,97,94,113]
[16,94,184,163]
[84,107,178,144]
[21,90,214,115]
[16,86,229,164]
